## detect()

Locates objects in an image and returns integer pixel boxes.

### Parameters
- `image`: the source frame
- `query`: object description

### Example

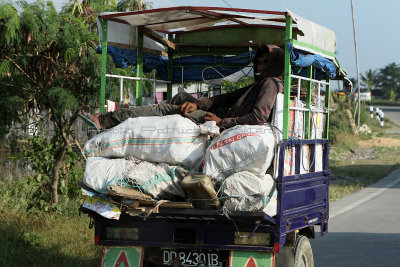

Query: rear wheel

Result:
[294,235,314,267]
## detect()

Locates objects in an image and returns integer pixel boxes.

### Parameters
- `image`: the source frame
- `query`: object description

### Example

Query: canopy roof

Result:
[98,6,337,58]
[99,7,288,33]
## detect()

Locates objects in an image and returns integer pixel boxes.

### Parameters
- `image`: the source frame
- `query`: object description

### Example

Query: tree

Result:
[0,0,101,203]
[0,0,153,205]
[360,69,377,90]
[376,62,400,100]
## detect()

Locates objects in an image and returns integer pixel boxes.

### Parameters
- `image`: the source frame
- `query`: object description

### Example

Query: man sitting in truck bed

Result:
[79,44,284,131]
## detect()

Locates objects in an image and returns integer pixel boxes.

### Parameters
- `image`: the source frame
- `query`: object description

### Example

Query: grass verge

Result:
[0,176,101,267]
[329,145,400,201]
[329,111,400,201]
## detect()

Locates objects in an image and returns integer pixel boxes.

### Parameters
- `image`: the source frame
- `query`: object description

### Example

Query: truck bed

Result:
[82,139,329,253]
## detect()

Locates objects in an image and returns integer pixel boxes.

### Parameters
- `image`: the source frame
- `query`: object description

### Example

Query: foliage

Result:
[329,94,355,143]
[376,62,400,100]
[0,0,154,206]
[116,0,152,11]
[221,77,255,93]
[0,0,101,136]
[0,176,100,266]
[0,0,104,203]
[360,69,377,90]
[15,133,84,212]
[63,0,155,104]
[351,62,400,101]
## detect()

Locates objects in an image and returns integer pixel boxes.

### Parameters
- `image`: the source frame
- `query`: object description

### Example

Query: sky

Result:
[45,0,400,80]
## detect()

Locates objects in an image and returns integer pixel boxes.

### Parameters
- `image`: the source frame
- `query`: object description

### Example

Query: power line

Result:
[222,0,233,8]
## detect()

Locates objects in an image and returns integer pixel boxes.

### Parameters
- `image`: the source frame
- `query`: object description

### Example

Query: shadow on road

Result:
[311,232,400,267]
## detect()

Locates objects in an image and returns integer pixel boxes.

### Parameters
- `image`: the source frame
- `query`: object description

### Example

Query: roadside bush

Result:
[329,95,355,143]
[357,102,370,126]
[3,134,85,214]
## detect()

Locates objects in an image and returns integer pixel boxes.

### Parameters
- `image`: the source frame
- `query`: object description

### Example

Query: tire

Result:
[294,235,314,267]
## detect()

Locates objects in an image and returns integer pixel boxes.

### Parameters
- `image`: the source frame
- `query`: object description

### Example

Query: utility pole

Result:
[350,0,361,128]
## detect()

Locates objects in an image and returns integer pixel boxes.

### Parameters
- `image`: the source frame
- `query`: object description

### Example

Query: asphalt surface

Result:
[310,166,400,266]
[311,105,400,266]
[376,106,400,126]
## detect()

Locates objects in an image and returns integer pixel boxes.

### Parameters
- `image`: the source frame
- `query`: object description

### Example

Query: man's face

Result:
[256,53,270,78]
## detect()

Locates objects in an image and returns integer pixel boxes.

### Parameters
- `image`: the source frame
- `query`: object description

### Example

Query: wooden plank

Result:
[106,185,153,200]
[138,26,176,50]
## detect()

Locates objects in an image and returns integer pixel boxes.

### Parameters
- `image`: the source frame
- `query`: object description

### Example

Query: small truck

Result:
[80,6,350,267]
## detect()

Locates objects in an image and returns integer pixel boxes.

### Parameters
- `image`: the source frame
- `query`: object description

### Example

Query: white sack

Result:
[83,157,186,199]
[83,157,127,193]
[123,159,186,199]
[83,115,219,170]
[222,171,277,216]
[202,125,275,179]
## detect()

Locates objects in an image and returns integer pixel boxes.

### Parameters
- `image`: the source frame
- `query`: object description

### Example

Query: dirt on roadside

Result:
[358,137,400,148]
[331,136,400,163]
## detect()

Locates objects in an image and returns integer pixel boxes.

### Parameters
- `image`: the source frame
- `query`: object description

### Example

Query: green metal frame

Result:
[100,19,108,113]
[98,13,333,142]
[282,14,332,140]
[283,15,293,140]
[305,66,313,139]
[167,35,173,101]
[135,30,144,106]
[324,80,331,139]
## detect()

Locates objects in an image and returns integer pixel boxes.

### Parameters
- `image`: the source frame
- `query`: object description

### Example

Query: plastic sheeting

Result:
[97,45,255,83]
[98,44,337,82]
[288,43,337,79]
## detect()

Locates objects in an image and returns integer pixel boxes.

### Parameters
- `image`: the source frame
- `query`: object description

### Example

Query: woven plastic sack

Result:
[83,115,219,170]
[222,171,277,216]
[202,125,275,179]
[83,157,187,199]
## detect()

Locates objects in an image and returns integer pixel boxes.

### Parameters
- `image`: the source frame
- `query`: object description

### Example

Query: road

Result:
[372,105,400,126]
[310,168,400,266]
[367,105,400,134]
[377,106,400,125]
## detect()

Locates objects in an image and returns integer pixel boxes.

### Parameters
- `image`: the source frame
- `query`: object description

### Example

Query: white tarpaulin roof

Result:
[288,10,336,58]
[98,6,337,56]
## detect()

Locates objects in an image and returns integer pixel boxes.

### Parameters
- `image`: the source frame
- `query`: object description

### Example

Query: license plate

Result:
[162,249,221,266]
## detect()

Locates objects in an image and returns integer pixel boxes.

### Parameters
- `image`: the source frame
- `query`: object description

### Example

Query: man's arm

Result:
[220,78,281,129]
[195,85,251,111]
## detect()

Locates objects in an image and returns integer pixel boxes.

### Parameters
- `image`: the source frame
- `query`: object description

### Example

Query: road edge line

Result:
[330,170,400,218]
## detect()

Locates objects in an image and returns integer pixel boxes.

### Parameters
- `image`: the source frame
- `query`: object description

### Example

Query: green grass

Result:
[328,104,400,200]
[0,176,101,267]
[329,139,400,201]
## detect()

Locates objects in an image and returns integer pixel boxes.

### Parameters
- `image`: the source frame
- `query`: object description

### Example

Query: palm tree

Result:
[376,62,400,100]
[360,69,377,90]
[66,0,151,15]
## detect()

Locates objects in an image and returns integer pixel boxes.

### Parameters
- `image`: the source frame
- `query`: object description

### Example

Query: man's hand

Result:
[204,113,222,127]
[180,102,197,116]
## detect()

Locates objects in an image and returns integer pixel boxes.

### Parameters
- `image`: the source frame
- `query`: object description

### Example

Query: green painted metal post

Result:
[136,29,144,106]
[305,65,313,139]
[167,34,173,101]
[167,52,173,101]
[283,14,293,139]
[324,78,331,139]
[100,19,108,113]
